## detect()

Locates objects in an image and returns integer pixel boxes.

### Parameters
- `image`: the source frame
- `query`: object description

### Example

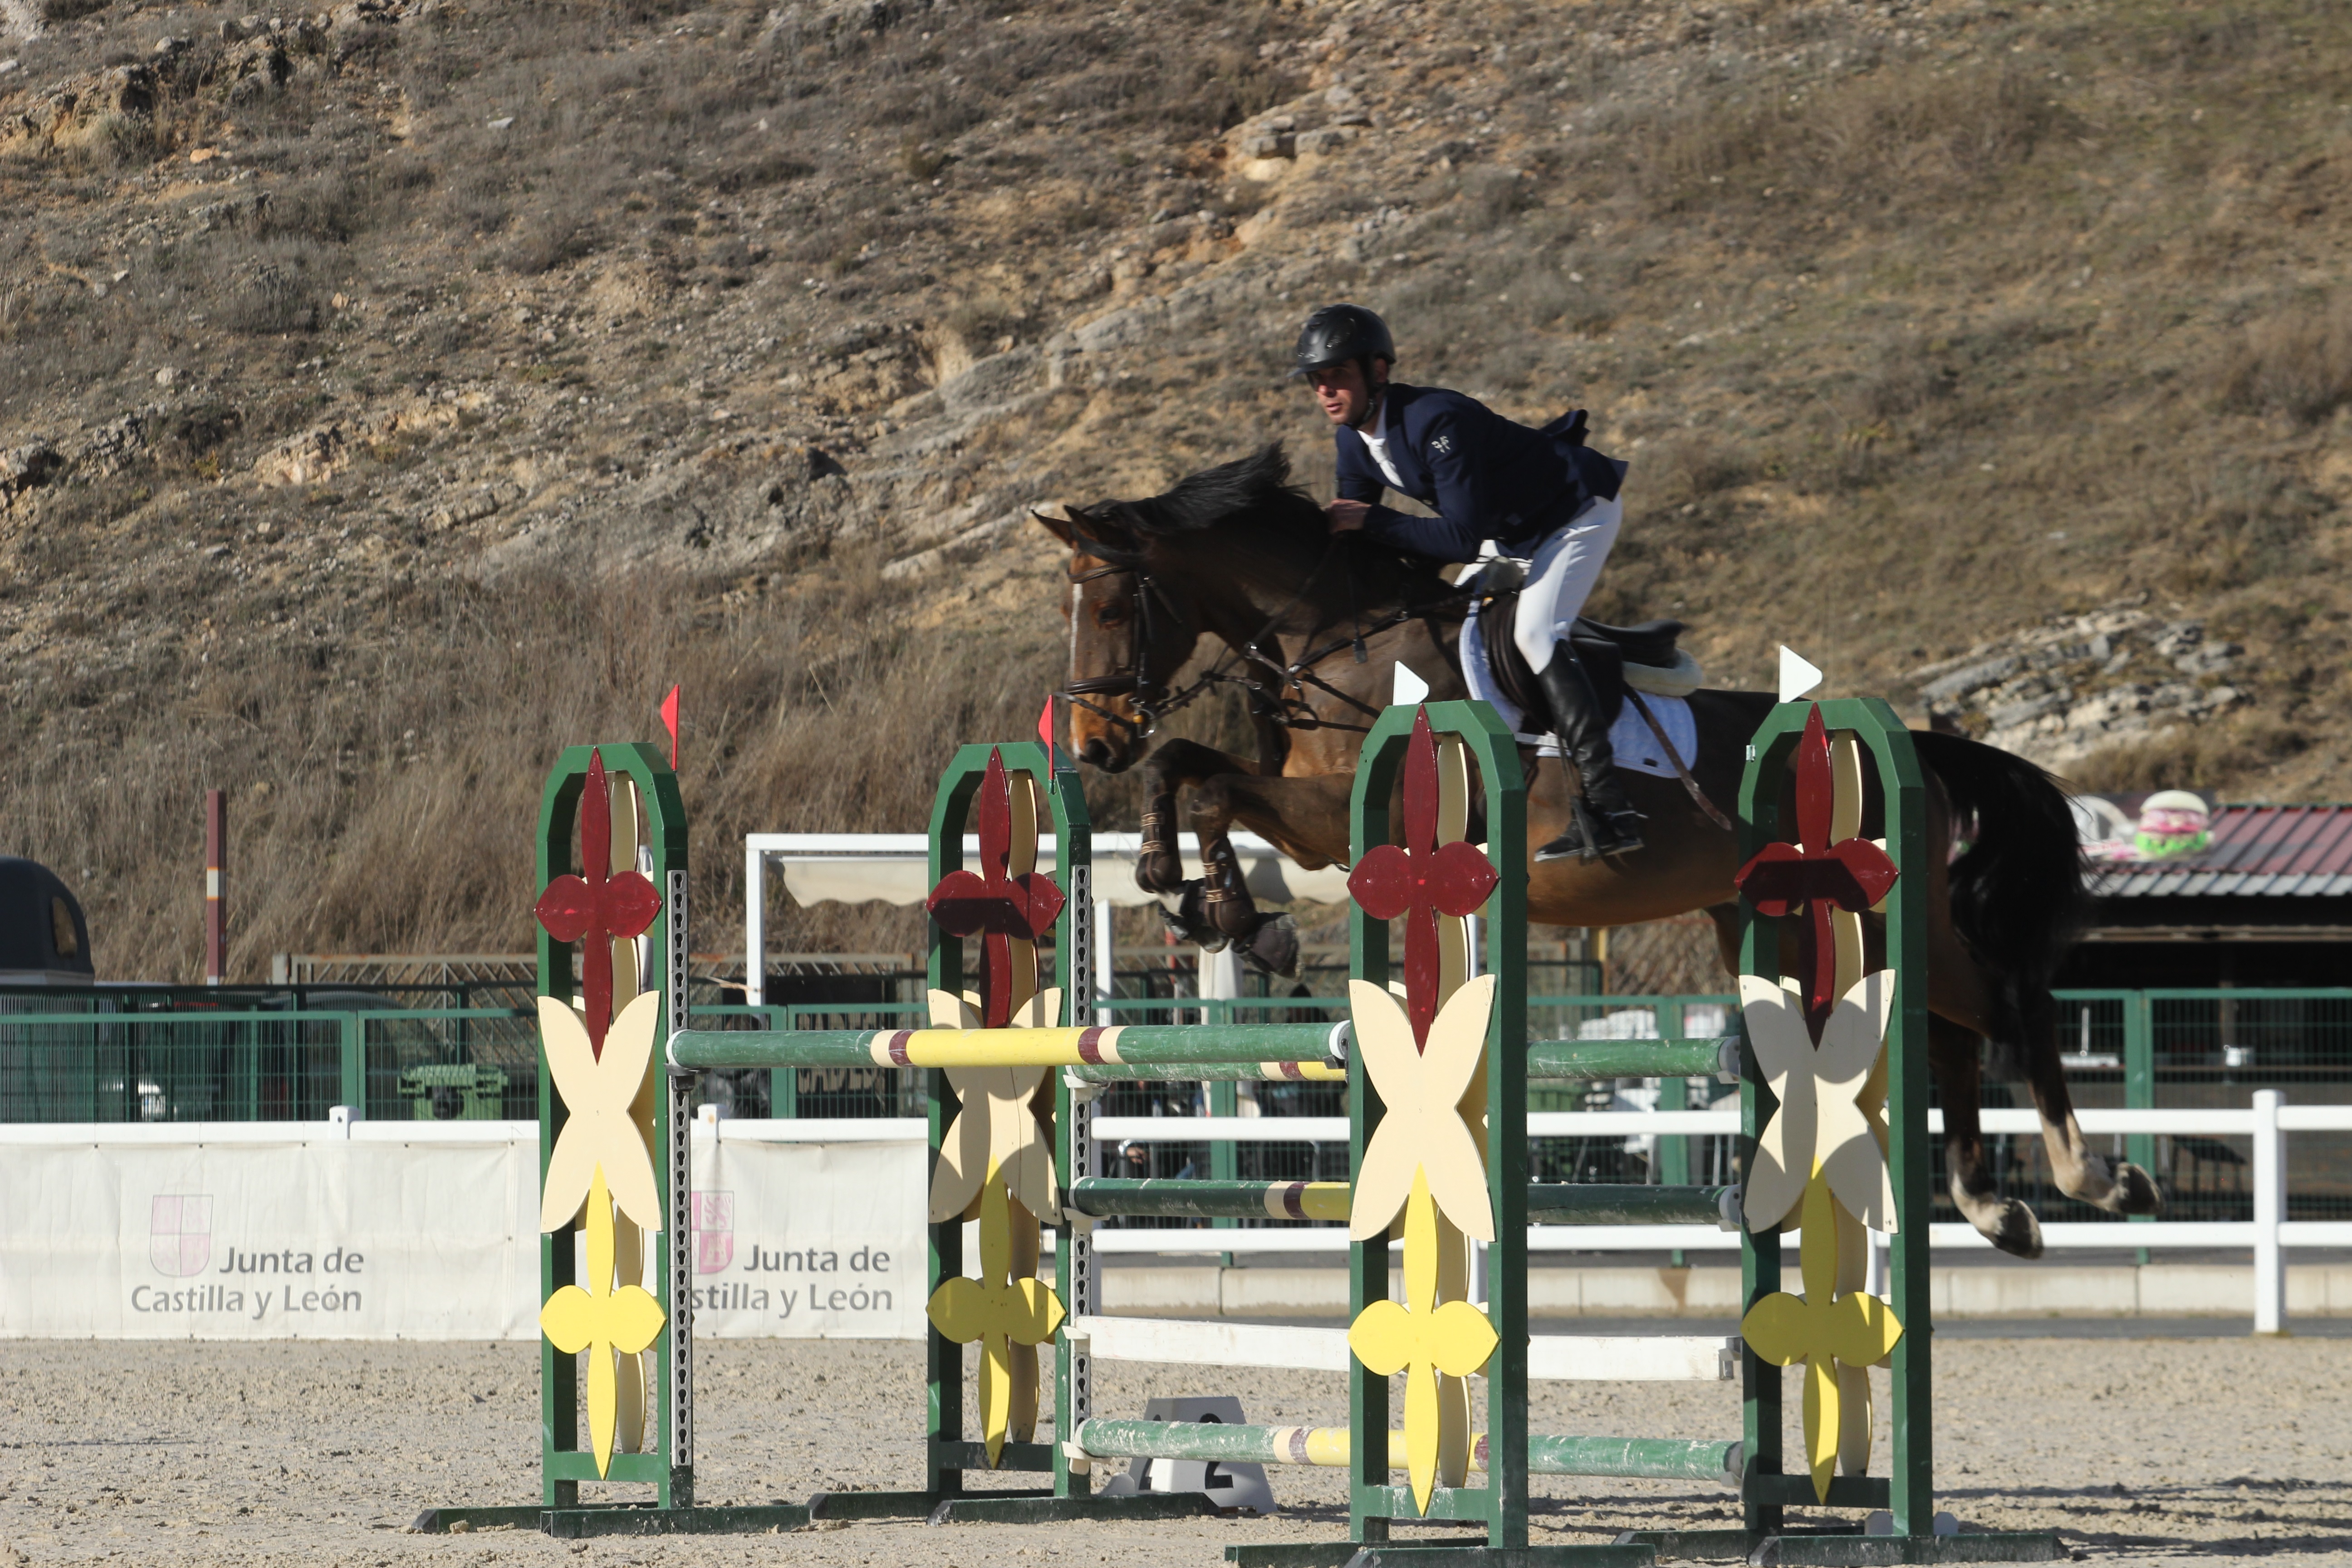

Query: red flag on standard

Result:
[660,685,681,769]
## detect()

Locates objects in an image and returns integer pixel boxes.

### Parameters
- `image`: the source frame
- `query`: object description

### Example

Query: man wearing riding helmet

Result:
[1296,302,1640,861]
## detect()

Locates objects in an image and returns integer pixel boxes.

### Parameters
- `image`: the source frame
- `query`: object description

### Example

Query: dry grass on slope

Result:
[7,0,2352,979]
[6,553,1059,982]
[0,0,1304,977]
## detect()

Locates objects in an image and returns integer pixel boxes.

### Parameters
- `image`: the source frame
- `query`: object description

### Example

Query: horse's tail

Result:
[1912,731,2089,1052]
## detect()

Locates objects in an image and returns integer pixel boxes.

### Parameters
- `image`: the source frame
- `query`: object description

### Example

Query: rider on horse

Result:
[1296,303,1641,862]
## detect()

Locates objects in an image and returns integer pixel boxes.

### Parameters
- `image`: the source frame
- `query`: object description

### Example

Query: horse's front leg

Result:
[1132,770,1352,978]
[1133,739,1257,895]
[1186,773,1359,975]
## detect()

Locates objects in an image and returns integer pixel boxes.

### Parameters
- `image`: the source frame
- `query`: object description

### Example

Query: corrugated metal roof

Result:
[2095,806,2352,898]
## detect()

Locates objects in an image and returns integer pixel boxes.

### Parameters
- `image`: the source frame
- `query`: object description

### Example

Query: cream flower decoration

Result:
[924,987,1061,1225]
[1348,975,1494,1242]
[539,990,663,1235]
[1740,969,1896,1235]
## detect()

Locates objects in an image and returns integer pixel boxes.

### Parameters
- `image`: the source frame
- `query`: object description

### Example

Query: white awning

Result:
[748,832,1352,909]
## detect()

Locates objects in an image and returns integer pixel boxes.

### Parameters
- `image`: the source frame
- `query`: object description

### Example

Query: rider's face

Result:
[1309,359,1386,426]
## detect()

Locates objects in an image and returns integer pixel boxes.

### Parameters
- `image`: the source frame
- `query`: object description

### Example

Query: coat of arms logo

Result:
[691,1191,734,1274]
[150,1195,212,1277]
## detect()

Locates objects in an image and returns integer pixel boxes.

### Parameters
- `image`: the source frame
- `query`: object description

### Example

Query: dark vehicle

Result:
[0,858,93,984]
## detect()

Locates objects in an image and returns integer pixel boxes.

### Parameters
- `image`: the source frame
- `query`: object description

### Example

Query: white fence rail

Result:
[1085,1092,2345,1332]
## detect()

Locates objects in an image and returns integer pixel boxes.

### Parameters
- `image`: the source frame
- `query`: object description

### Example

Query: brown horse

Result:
[1034,444,2162,1258]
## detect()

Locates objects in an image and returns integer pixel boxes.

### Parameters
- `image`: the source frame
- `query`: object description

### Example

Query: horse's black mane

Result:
[1076,442,1460,613]
[1091,444,1327,540]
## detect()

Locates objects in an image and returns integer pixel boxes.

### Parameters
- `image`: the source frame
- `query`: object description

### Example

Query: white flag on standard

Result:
[1777,645,1823,705]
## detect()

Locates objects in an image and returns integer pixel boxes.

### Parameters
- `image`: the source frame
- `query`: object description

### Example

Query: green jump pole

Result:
[1527,1036,1733,1081]
[1072,1420,1739,1484]
[1061,1041,1731,1082]
[1068,1178,1351,1221]
[1065,1177,1734,1227]
[1065,1060,1344,1083]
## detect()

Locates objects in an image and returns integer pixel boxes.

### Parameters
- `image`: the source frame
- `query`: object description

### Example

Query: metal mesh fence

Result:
[0,1005,535,1123]
[1940,990,2352,1226]
[12,979,2352,1231]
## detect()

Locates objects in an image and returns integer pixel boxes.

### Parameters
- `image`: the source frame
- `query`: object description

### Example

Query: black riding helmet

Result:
[1290,304,1394,378]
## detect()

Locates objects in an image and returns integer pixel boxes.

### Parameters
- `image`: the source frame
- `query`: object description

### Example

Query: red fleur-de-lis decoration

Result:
[926,749,1066,1029]
[1348,709,1499,1050]
[535,748,662,1059]
[1733,706,1900,1034]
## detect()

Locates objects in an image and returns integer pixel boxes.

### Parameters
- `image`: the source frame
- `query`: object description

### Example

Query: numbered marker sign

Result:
[1098,1396,1278,1514]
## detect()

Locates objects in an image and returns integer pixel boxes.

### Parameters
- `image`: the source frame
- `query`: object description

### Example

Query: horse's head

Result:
[1032,501,1202,773]
[1034,446,1343,771]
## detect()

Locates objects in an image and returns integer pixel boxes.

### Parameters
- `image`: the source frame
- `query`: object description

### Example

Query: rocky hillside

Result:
[1911,598,2247,773]
[2,0,2348,978]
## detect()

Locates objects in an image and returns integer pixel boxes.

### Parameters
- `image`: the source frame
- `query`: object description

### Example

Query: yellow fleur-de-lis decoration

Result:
[539,1166,666,1478]
[925,987,1062,1225]
[1348,975,1496,1242]
[1740,970,1897,1235]
[926,1170,1065,1467]
[1740,1171,1904,1502]
[538,990,664,1235]
[1347,1170,1499,1514]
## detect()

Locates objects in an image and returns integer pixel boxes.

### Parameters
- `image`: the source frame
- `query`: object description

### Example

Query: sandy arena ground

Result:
[3,1336,2348,1566]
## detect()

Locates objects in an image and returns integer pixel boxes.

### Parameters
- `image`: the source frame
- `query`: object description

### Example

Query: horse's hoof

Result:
[1154,882,1227,952]
[1986,1198,2044,1260]
[1203,886,1259,941]
[2112,1162,2165,1217]
[1239,914,1301,980]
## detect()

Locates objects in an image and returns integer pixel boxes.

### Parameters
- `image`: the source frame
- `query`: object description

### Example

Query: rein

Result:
[1058,530,1476,743]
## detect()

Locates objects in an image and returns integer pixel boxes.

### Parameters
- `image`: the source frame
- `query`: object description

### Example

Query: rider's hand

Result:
[1328,499,1370,534]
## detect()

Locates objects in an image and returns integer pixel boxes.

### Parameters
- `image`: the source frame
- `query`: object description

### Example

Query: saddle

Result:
[1468,556,1701,734]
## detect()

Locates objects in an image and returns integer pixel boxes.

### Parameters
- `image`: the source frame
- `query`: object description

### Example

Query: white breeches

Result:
[1514,495,1622,674]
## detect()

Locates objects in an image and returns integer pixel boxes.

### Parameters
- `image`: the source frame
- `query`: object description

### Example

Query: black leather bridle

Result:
[1058,531,1191,745]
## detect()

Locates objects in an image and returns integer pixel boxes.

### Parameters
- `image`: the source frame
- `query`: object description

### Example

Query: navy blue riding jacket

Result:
[1334,382,1625,564]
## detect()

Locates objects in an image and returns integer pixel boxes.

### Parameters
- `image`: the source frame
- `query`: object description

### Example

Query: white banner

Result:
[0,1128,540,1340]
[684,1126,927,1339]
[0,1124,928,1341]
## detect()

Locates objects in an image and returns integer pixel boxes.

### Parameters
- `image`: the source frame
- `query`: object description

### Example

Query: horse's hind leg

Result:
[2017,1003,2165,1217]
[1704,902,1741,977]
[1932,1013,2043,1258]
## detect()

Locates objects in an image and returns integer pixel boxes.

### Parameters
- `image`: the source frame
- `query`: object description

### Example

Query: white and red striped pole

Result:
[204,789,227,985]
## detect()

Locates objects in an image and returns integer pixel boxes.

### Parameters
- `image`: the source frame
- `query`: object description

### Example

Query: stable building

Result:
[2061,802,2352,990]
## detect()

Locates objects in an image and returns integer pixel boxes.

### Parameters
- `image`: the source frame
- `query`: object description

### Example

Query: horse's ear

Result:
[1030,504,1079,546]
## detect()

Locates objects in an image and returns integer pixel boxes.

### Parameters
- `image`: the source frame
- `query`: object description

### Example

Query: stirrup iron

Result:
[1537,797,1645,863]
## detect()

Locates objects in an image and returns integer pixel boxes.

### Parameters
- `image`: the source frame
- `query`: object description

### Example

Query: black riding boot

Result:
[1533,643,1646,862]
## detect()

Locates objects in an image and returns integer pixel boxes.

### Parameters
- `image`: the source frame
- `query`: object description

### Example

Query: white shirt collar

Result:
[1358,392,1404,490]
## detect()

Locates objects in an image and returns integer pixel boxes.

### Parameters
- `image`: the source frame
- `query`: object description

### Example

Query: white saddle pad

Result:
[1461,598,1699,779]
